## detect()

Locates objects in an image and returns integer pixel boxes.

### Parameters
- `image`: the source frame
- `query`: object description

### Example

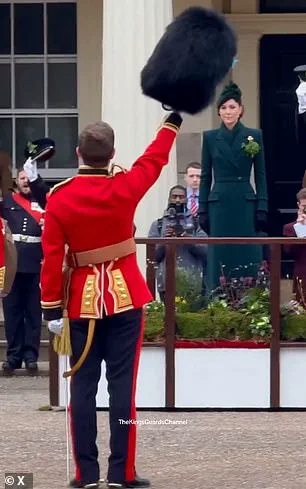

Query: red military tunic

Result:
[40,113,182,320]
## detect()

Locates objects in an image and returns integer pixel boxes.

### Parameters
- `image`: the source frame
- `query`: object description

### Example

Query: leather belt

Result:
[12,234,41,243]
[67,238,136,268]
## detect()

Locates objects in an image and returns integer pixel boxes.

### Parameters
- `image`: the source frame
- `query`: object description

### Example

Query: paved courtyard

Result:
[1,376,306,489]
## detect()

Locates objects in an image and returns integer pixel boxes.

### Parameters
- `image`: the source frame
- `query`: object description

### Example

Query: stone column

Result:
[232,33,260,128]
[231,32,261,189]
[101,0,177,250]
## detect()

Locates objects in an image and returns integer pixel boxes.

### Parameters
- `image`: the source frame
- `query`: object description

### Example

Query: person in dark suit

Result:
[1,169,44,374]
[199,81,269,291]
[283,188,306,305]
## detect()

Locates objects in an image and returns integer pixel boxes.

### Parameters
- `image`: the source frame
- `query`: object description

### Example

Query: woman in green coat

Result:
[199,82,268,292]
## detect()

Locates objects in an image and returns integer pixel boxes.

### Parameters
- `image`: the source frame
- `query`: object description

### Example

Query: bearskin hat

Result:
[140,7,237,115]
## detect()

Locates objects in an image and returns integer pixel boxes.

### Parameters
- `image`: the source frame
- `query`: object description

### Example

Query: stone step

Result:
[0,323,49,341]
[0,361,49,377]
[0,339,49,362]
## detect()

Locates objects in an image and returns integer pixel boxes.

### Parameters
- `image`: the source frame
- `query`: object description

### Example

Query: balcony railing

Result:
[49,237,306,409]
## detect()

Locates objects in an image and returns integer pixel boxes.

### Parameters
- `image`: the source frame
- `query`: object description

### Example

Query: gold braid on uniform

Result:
[53,262,98,377]
[62,319,96,378]
[52,266,73,358]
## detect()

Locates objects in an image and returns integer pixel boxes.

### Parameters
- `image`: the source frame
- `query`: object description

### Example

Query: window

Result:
[0,1,78,179]
[260,0,306,13]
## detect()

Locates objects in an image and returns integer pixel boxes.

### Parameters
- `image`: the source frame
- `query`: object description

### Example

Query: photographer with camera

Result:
[148,185,207,302]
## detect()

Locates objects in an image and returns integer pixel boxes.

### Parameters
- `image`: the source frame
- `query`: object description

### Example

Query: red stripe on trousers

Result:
[69,383,82,482]
[124,310,145,481]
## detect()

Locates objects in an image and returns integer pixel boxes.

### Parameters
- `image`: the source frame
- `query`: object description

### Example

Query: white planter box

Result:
[280,348,306,408]
[57,345,273,409]
[56,345,306,408]
[175,348,271,408]
[58,346,165,408]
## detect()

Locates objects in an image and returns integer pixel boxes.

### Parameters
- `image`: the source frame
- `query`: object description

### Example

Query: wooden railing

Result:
[49,237,306,409]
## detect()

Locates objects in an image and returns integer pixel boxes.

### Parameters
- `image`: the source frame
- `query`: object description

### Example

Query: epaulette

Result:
[49,176,75,197]
[109,163,129,176]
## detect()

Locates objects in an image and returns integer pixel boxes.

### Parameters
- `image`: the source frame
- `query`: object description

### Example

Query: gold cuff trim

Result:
[163,122,179,132]
[41,300,62,308]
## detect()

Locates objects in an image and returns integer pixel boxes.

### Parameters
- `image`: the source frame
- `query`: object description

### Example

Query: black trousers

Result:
[3,272,41,368]
[69,308,143,485]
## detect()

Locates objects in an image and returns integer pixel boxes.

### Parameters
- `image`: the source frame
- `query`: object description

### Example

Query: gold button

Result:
[85,301,91,306]
[116,281,123,286]
[86,294,91,298]
[121,294,127,299]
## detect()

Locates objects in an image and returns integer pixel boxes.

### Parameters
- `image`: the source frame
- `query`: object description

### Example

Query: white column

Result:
[231,32,260,190]
[232,33,260,128]
[101,0,177,243]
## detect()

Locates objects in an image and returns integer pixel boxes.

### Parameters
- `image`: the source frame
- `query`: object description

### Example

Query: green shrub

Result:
[143,279,306,343]
[144,310,259,342]
[281,313,306,341]
[144,312,164,341]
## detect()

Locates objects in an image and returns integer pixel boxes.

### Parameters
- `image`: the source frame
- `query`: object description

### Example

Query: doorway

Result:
[260,34,306,237]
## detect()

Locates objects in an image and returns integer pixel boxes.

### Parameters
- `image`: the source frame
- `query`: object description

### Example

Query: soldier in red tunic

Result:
[40,112,183,489]
[40,5,237,485]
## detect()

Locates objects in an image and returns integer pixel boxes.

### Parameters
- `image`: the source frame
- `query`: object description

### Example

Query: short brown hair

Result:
[185,162,201,173]
[78,121,114,166]
[297,188,306,201]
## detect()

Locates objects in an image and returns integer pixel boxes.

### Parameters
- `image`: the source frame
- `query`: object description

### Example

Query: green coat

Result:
[199,121,268,292]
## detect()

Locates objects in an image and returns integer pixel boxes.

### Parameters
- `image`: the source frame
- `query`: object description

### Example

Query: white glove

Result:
[48,318,63,336]
[23,157,38,182]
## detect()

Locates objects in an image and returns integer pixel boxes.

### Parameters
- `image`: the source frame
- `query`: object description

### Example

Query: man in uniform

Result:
[1,169,44,374]
[1,138,54,374]
[40,111,183,489]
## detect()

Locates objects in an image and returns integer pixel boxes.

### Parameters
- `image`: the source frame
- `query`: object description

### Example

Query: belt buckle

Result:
[20,235,28,242]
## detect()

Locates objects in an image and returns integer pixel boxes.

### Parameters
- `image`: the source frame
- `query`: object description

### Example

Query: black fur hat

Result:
[140,7,237,115]
[217,81,242,109]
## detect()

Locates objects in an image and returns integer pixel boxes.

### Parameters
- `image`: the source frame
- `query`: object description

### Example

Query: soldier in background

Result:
[1,139,54,375]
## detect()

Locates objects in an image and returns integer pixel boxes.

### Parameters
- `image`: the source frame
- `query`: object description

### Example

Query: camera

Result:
[165,203,196,236]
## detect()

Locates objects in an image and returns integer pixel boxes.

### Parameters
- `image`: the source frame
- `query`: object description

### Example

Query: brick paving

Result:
[1,376,306,489]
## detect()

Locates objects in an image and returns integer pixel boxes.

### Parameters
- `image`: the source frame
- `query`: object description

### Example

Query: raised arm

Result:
[120,112,183,203]
[29,176,50,210]
[24,158,50,209]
